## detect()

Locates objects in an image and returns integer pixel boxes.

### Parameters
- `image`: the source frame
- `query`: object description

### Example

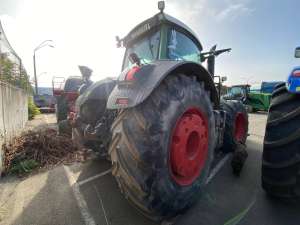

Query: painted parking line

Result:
[64,166,96,225]
[77,169,112,186]
[65,153,232,225]
[94,185,110,225]
[206,153,232,185]
[77,153,232,188]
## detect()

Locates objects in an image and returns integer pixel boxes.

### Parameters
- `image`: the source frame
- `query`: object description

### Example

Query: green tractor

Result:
[223,84,271,112]
[72,1,249,221]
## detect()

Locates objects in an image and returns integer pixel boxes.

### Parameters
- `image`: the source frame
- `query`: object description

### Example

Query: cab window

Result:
[167,29,200,63]
[123,31,160,70]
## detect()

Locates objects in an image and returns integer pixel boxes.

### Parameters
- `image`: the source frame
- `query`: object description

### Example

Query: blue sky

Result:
[0,0,299,86]
[176,0,300,85]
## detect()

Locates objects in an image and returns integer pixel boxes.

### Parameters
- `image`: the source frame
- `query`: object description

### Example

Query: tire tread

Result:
[262,85,300,198]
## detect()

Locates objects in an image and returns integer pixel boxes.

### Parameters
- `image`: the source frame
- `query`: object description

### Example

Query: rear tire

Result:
[58,119,72,137]
[72,125,86,149]
[221,100,248,153]
[56,96,68,122]
[109,74,216,221]
[262,85,300,198]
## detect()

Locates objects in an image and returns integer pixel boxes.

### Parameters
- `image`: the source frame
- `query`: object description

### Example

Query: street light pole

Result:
[33,52,38,94]
[33,40,54,95]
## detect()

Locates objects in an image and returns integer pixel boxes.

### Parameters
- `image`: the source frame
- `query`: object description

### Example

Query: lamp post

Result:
[33,40,54,94]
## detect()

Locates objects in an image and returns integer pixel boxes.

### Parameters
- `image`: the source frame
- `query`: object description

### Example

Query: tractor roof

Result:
[124,12,203,51]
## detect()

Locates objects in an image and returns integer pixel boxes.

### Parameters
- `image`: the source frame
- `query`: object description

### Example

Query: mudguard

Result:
[75,78,117,112]
[107,60,219,109]
[287,66,300,93]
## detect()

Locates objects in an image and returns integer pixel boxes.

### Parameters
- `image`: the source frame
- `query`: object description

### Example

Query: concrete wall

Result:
[0,81,28,172]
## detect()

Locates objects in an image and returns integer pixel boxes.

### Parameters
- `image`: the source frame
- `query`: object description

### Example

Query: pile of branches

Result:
[3,128,88,175]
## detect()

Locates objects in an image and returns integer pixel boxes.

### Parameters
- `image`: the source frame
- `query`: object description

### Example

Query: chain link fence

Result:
[0,20,31,92]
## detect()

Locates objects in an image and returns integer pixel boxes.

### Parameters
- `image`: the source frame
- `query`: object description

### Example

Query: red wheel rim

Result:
[169,108,209,186]
[234,113,246,142]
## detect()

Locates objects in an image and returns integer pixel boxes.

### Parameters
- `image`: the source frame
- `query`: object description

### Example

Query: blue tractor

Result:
[262,47,300,198]
[287,47,300,93]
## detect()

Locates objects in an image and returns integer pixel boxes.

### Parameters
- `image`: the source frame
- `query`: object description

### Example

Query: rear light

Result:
[68,112,76,121]
[292,70,300,77]
[125,66,140,81]
[69,103,76,113]
[116,98,129,105]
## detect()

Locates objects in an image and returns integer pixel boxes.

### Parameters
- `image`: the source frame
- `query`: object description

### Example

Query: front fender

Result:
[107,60,219,109]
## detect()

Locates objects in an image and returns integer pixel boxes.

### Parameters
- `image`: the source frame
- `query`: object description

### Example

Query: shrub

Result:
[28,97,40,120]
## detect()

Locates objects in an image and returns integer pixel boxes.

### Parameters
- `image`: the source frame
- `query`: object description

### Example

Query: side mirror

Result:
[295,47,300,58]
[128,53,141,66]
[221,76,227,82]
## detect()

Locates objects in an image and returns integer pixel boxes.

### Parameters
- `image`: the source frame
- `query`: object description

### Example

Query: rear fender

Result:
[107,60,219,109]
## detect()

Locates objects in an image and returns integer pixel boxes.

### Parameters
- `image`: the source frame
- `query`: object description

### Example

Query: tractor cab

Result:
[119,13,203,70]
[223,85,250,101]
[117,2,230,77]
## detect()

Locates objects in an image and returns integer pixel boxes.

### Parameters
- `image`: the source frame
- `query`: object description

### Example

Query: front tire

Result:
[221,100,248,153]
[109,74,216,221]
[262,85,300,198]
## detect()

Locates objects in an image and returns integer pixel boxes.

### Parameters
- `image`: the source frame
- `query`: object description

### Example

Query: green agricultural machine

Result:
[223,84,271,112]
[72,1,249,221]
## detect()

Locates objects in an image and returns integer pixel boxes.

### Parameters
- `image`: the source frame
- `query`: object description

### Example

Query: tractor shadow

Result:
[175,138,300,225]
[75,137,300,225]
[75,158,159,225]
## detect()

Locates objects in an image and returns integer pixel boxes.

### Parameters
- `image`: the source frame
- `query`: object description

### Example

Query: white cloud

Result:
[216,1,254,22]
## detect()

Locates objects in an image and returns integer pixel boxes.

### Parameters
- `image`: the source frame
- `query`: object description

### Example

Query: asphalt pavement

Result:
[1,112,300,225]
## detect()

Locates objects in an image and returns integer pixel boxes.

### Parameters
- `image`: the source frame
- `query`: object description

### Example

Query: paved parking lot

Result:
[67,112,300,225]
[1,112,300,225]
